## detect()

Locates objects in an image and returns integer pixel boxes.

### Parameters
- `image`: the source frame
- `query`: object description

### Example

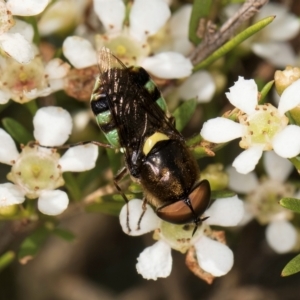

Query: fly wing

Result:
[97,48,182,174]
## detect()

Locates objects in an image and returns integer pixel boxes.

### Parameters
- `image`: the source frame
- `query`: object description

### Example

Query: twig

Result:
[189,0,269,65]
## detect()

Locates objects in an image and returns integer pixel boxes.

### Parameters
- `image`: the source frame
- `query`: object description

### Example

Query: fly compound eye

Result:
[156,180,211,224]
[189,179,211,218]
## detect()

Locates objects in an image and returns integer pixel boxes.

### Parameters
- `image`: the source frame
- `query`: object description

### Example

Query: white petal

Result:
[93,0,125,34]
[6,0,49,16]
[129,0,170,42]
[33,106,73,146]
[0,90,10,104]
[272,125,300,158]
[238,202,255,226]
[205,196,244,227]
[45,58,70,80]
[200,117,243,143]
[232,146,264,174]
[136,240,172,280]
[227,166,259,193]
[63,36,97,69]
[8,19,34,42]
[258,3,300,41]
[0,183,25,207]
[119,199,160,236]
[252,42,296,68]
[0,128,19,165]
[38,190,69,215]
[225,77,258,114]
[266,220,297,253]
[263,151,293,182]
[142,52,192,79]
[59,144,98,172]
[0,33,34,64]
[278,79,300,115]
[169,4,192,38]
[178,71,215,103]
[195,236,233,276]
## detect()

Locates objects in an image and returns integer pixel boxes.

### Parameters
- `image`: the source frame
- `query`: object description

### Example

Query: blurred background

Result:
[1,0,300,299]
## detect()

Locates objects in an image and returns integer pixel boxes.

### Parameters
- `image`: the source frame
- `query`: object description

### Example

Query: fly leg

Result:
[114,167,132,233]
[136,198,148,231]
[30,140,113,149]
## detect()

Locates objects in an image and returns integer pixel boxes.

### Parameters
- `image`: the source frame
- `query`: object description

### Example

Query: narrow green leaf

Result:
[53,228,76,241]
[63,172,82,201]
[2,118,33,144]
[289,157,300,171]
[211,190,236,199]
[173,99,197,132]
[189,0,212,45]
[259,80,274,104]
[0,251,15,272]
[282,254,300,276]
[24,100,38,116]
[18,227,50,261]
[280,197,300,213]
[289,107,300,126]
[194,16,275,71]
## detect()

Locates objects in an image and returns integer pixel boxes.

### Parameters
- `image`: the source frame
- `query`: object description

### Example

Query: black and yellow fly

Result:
[90,48,210,234]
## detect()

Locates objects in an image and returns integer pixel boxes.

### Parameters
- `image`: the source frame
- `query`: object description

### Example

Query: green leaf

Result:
[0,251,15,272]
[18,227,50,262]
[282,254,300,276]
[289,157,300,171]
[259,80,274,104]
[194,16,275,71]
[173,99,197,132]
[53,228,76,241]
[63,172,82,201]
[2,118,33,144]
[289,107,300,126]
[280,197,300,213]
[189,0,212,45]
[211,190,236,199]
[24,100,38,116]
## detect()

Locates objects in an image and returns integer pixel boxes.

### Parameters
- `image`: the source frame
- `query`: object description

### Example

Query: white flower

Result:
[162,4,193,56]
[201,77,300,174]
[0,0,49,64]
[224,3,300,67]
[227,151,297,253]
[176,70,216,103]
[62,0,192,79]
[119,197,244,280]
[0,106,98,215]
[38,0,88,36]
[0,56,70,104]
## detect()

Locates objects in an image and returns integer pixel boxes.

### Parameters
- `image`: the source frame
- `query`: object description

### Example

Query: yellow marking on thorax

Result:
[143,132,169,155]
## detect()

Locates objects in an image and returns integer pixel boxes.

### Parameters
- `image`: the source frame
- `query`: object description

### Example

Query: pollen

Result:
[116,45,127,56]
[239,103,289,150]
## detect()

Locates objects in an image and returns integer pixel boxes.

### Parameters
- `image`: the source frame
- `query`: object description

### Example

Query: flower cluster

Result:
[228,151,298,253]
[0,107,98,215]
[119,197,244,281]
[201,76,300,174]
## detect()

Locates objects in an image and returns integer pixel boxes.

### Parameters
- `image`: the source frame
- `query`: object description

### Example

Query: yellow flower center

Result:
[7,145,64,199]
[239,103,289,150]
